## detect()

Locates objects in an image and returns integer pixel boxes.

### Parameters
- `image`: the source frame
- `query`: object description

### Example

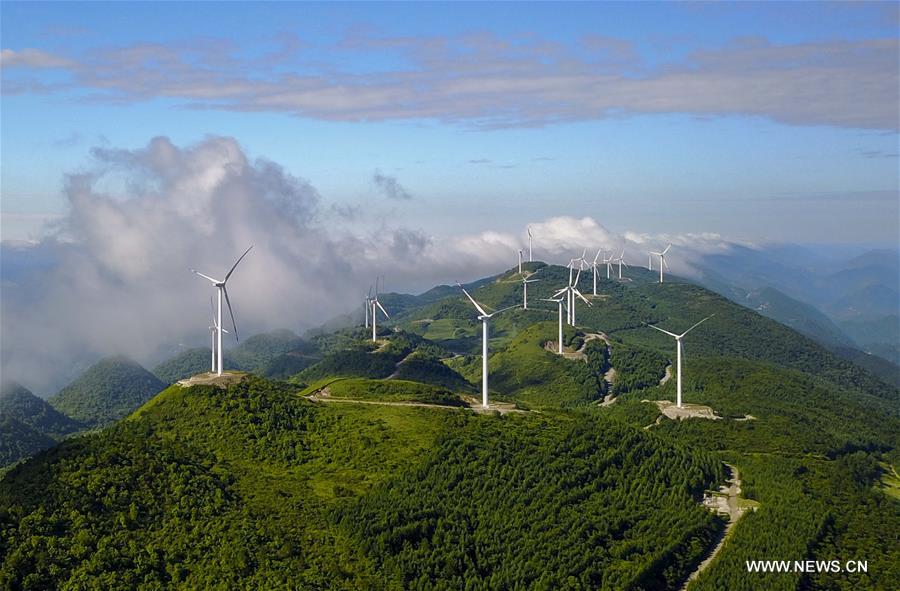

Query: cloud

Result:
[0,48,74,68]
[2,32,897,130]
[372,169,413,200]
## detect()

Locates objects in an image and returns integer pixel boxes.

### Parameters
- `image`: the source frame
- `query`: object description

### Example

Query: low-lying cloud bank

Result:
[0,136,737,394]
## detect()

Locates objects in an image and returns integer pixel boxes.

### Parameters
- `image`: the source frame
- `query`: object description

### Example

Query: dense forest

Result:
[49,356,166,428]
[2,263,898,589]
[1,378,725,589]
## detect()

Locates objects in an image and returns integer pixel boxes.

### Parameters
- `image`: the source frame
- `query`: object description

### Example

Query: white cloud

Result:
[0,48,74,69]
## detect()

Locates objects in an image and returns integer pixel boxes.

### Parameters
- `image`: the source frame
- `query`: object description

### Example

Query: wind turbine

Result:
[364,286,372,329]
[553,268,591,326]
[518,249,524,274]
[542,296,566,354]
[191,246,252,376]
[603,252,615,279]
[370,276,390,342]
[458,284,517,408]
[645,315,714,408]
[649,244,671,283]
[590,248,603,296]
[521,267,541,309]
[614,249,628,279]
[528,226,533,261]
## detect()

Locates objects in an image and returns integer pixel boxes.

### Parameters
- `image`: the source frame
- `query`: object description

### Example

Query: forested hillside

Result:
[49,356,166,428]
[0,377,724,589]
[2,263,897,589]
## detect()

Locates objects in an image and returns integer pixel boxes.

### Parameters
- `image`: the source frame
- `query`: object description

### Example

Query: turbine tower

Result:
[649,244,672,283]
[208,297,228,373]
[646,315,714,408]
[458,284,517,408]
[521,267,541,309]
[370,276,390,342]
[518,249,524,274]
[542,296,566,354]
[590,248,603,296]
[364,286,372,329]
[191,246,252,376]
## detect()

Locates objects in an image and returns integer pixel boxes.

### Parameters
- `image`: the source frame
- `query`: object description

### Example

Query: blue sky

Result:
[2,1,898,243]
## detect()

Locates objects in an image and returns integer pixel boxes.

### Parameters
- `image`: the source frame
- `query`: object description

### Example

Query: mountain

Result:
[152,348,240,384]
[0,416,56,468]
[48,356,166,428]
[226,329,307,373]
[0,377,726,589]
[0,381,82,439]
[2,263,898,589]
[741,286,854,348]
[839,314,900,364]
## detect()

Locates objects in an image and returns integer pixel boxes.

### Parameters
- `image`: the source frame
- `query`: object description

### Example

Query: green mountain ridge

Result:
[0,381,83,439]
[49,356,166,428]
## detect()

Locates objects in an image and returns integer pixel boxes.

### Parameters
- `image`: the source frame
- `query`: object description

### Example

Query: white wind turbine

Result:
[649,244,672,283]
[613,249,628,279]
[521,267,542,309]
[603,252,616,279]
[590,248,603,296]
[370,276,390,342]
[528,226,534,262]
[646,315,714,408]
[518,249,524,274]
[458,283,517,408]
[554,268,591,326]
[191,246,252,376]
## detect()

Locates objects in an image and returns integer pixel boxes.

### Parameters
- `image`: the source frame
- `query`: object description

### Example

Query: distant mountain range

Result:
[692,246,899,368]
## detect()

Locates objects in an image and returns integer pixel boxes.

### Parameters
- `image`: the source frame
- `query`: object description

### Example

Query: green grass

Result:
[323,378,467,407]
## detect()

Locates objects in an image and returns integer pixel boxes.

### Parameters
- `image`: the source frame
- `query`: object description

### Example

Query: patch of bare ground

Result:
[652,400,722,421]
[177,371,249,388]
[660,364,672,385]
[459,395,526,414]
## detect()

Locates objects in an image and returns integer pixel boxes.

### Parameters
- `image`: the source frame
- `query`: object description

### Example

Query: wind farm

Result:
[1,2,897,589]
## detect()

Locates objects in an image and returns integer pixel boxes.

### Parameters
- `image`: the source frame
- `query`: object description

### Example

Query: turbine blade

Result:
[663,257,669,270]
[224,246,253,283]
[593,248,602,264]
[376,300,390,319]
[573,289,591,306]
[487,304,520,317]
[457,283,489,317]
[662,244,672,255]
[223,287,239,341]
[191,270,220,284]
[679,314,715,337]
[644,322,678,338]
